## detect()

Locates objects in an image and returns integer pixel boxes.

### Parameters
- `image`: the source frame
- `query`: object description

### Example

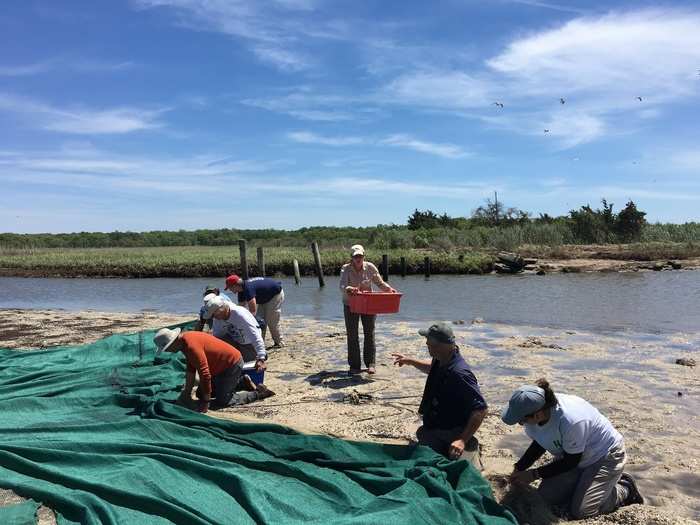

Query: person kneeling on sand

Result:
[153,328,274,413]
[502,378,644,520]
[392,322,487,466]
[202,294,267,372]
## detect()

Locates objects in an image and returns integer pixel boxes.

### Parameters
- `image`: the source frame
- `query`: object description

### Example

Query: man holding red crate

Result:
[392,322,487,467]
[340,244,397,376]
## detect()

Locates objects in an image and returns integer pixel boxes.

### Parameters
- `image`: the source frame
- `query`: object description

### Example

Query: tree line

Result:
[407,198,648,243]
[1,199,697,250]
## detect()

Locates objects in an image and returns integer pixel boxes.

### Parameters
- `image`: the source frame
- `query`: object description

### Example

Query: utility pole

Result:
[494,191,499,225]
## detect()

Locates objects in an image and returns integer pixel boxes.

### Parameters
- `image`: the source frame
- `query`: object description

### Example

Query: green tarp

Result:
[0,323,517,525]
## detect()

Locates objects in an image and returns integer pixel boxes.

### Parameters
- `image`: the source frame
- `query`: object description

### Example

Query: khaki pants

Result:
[258,290,284,346]
[538,444,627,520]
[416,425,483,469]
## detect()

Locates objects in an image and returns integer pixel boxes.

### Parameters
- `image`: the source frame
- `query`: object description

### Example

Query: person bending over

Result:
[502,378,644,520]
[153,328,274,413]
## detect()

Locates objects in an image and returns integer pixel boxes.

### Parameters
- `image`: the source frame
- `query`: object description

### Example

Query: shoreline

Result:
[1,243,699,278]
[1,309,698,524]
[1,256,698,278]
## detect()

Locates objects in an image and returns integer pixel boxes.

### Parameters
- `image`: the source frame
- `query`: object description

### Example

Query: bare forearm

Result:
[181,372,196,398]
[458,408,486,443]
[408,358,433,374]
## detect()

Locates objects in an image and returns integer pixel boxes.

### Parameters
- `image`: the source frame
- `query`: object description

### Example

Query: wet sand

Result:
[1,309,698,525]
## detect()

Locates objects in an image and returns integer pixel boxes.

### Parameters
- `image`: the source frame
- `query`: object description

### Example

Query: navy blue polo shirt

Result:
[418,348,487,430]
[237,277,282,305]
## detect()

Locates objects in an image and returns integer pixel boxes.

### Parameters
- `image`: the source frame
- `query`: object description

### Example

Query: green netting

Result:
[0,323,517,525]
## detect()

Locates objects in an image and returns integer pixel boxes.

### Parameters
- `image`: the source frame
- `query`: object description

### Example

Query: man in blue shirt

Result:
[392,322,487,467]
[225,274,285,348]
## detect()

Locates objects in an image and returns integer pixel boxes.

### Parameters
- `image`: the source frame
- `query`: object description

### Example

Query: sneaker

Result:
[620,473,644,505]
[255,384,276,400]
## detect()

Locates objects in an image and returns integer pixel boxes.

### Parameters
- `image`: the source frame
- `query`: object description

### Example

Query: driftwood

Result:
[495,252,538,274]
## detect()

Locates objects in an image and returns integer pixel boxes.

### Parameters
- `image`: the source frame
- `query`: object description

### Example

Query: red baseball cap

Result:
[225,274,241,290]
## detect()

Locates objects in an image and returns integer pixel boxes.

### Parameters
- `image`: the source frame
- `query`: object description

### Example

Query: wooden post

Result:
[400,256,407,277]
[311,242,325,287]
[381,254,389,282]
[292,259,301,285]
[238,239,249,280]
[256,246,265,277]
[424,256,431,278]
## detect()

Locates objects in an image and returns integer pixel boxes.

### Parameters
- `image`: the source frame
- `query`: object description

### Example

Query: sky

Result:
[1,0,699,233]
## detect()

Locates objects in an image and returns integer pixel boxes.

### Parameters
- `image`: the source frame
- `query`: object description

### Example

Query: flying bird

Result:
[636,96,643,101]
[544,129,550,133]
[492,102,504,108]
[560,98,566,104]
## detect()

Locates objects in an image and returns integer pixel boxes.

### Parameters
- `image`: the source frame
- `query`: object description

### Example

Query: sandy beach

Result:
[1,308,698,525]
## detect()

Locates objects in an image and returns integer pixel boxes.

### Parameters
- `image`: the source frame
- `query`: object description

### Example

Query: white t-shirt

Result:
[523,394,622,468]
[212,304,266,360]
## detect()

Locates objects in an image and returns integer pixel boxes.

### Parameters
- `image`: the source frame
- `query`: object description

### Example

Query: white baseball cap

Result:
[350,244,365,257]
[202,294,227,319]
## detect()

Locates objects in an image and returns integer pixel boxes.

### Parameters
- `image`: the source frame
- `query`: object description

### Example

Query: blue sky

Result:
[1,0,699,233]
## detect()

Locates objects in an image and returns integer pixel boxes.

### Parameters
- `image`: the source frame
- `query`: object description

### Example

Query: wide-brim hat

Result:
[153,327,181,355]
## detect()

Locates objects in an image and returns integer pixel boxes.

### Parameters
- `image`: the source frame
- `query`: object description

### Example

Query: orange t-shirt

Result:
[180,331,242,399]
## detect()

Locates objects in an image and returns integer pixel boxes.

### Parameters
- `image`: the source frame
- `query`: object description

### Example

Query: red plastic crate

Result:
[348,292,403,315]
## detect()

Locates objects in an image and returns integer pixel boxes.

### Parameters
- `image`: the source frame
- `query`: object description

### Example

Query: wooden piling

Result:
[400,256,407,277]
[381,254,389,281]
[424,256,431,278]
[256,246,265,277]
[292,259,301,285]
[238,239,249,280]
[311,242,325,287]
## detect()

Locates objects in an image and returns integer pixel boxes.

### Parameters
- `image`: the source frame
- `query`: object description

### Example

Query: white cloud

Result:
[669,149,700,172]
[0,62,53,76]
[0,147,487,200]
[252,45,312,72]
[0,93,165,134]
[377,9,700,148]
[287,131,365,146]
[241,90,360,121]
[0,59,134,76]
[288,130,470,158]
[134,0,323,72]
[383,71,492,110]
[380,134,470,159]
[506,0,589,15]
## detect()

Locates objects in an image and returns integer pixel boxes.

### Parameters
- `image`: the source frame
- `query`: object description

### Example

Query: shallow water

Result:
[1,271,699,334]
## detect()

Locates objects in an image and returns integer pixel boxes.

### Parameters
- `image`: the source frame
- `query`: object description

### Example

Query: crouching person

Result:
[154,328,274,413]
[392,322,487,467]
[502,378,643,520]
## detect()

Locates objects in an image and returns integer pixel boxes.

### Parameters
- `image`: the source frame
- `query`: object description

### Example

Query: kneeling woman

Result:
[501,379,643,520]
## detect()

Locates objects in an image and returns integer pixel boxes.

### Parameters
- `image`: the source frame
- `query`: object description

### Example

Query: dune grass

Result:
[0,246,494,278]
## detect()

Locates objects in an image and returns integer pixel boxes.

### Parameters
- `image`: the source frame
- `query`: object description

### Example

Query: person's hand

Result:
[391,353,410,367]
[448,438,465,460]
[197,400,209,413]
[509,468,536,486]
[255,359,267,372]
[346,286,360,295]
